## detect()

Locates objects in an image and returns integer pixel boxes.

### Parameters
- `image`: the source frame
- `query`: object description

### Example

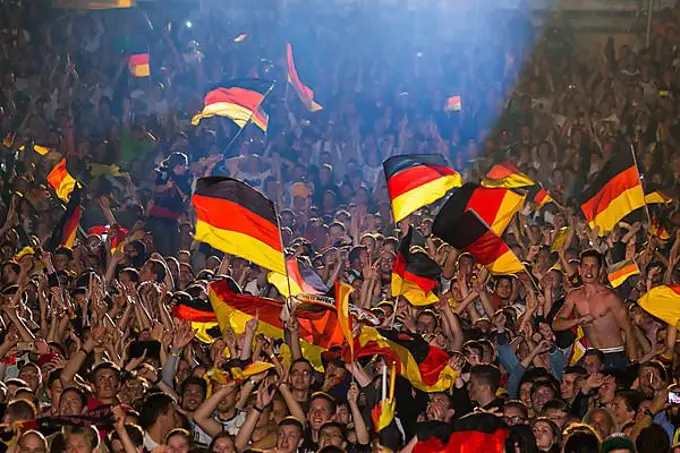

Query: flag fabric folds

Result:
[209,278,345,368]
[607,259,640,288]
[412,414,509,453]
[286,43,322,112]
[567,325,587,366]
[191,79,272,132]
[268,258,329,297]
[482,162,554,208]
[171,297,221,344]
[47,159,77,202]
[128,53,150,78]
[392,227,441,306]
[346,327,457,392]
[383,154,462,223]
[46,184,82,251]
[644,183,673,205]
[192,177,286,275]
[436,183,525,236]
[433,206,524,275]
[578,152,645,236]
[336,282,354,358]
[638,284,680,327]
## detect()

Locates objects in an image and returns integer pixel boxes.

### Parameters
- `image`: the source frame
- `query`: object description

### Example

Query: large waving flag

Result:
[346,327,457,392]
[433,209,524,275]
[268,258,329,297]
[286,43,322,112]
[482,162,554,208]
[383,154,461,223]
[46,184,82,251]
[578,152,645,236]
[47,159,77,202]
[392,227,441,306]
[191,79,273,132]
[437,183,525,236]
[412,413,509,453]
[638,284,680,327]
[192,177,286,274]
[209,278,345,368]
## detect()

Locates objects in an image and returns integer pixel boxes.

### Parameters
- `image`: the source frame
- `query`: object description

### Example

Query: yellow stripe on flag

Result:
[392,174,462,223]
[638,284,680,327]
[587,186,645,236]
[191,102,267,131]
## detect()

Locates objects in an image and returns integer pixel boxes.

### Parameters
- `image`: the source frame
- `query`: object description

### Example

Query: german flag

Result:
[371,363,398,451]
[233,33,248,43]
[433,209,524,275]
[172,296,221,344]
[482,162,554,208]
[567,325,587,366]
[607,259,640,288]
[436,183,525,237]
[209,278,346,368]
[346,327,457,392]
[46,184,82,251]
[336,282,354,358]
[650,216,671,240]
[578,152,645,236]
[412,413,509,453]
[383,154,462,223]
[444,95,462,112]
[47,158,77,202]
[286,43,322,112]
[192,177,286,275]
[87,224,128,254]
[191,79,272,132]
[128,53,150,78]
[644,183,673,205]
[392,227,441,306]
[638,284,680,327]
[267,258,329,297]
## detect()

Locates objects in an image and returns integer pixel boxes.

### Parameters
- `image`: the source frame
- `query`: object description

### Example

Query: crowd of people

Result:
[1,0,680,452]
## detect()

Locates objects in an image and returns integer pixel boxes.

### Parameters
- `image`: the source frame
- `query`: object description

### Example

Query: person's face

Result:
[416,313,437,334]
[590,410,613,439]
[468,375,486,404]
[92,369,119,400]
[211,437,235,453]
[458,257,473,275]
[66,434,92,453]
[167,435,189,453]
[639,366,663,396]
[18,365,39,391]
[583,355,603,375]
[579,256,602,284]
[216,386,239,413]
[182,383,205,411]
[17,433,46,453]
[53,254,69,271]
[59,390,84,416]
[598,376,617,405]
[545,409,567,428]
[426,394,453,422]
[532,421,555,450]
[307,398,333,432]
[276,425,302,453]
[319,426,345,449]
[560,373,580,400]
[611,395,635,425]
[519,383,533,409]
[495,279,512,299]
[503,406,527,426]
[290,362,313,391]
[531,387,555,414]
[334,403,349,426]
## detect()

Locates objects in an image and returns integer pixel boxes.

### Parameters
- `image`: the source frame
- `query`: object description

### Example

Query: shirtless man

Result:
[552,249,637,369]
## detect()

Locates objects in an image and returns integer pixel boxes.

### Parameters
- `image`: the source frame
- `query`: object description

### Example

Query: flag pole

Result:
[273,204,294,303]
[221,80,276,159]
[629,143,653,227]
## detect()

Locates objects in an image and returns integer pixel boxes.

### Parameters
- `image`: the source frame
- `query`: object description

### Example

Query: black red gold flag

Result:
[638,284,680,327]
[578,152,645,235]
[46,184,82,251]
[383,154,461,223]
[47,159,77,202]
[171,295,221,344]
[412,413,509,453]
[191,79,272,132]
[433,209,524,275]
[346,327,457,392]
[286,43,322,112]
[268,258,329,297]
[128,53,150,78]
[482,162,554,208]
[607,259,640,288]
[644,183,673,205]
[192,177,285,274]
[392,227,441,306]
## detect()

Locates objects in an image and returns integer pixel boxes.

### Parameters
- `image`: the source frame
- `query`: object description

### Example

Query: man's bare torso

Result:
[568,285,624,350]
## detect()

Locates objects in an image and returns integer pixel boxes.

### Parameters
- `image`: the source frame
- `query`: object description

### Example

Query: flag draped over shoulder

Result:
[47,159,77,202]
[482,162,554,208]
[436,183,525,236]
[638,284,680,327]
[286,43,322,112]
[268,258,329,297]
[192,177,286,275]
[392,227,441,306]
[412,414,509,453]
[191,79,272,132]
[128,53,150,78]
[433,203,524,275]
[578,152,645,236]
[46,184,82,251]
[607,259,640,288]
[346,327,456,392]
[209,278,345,368]
[383,154,461,223]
